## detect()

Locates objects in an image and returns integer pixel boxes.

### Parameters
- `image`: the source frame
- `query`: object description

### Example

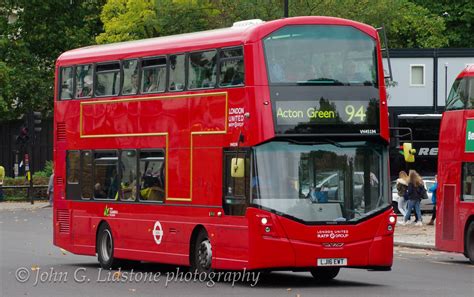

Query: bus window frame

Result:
[222,148,251,216]
[120,58,141,97]
[119,149,139,202]
[74,64,94,99]
[261,25,379,87]
[59,66,76,101]
[187,49,218,91]
[92,149,119,201]
[218,46,245,88]
[94,60,122,98]
[66,150,81,200]
[167,53,187,93]
[140,56,168,94]
[461,162,474,202]
[138,148,166,204]
[80,150,93,200]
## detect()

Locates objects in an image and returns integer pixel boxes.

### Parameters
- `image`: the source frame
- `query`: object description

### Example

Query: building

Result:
[384,48,474,178]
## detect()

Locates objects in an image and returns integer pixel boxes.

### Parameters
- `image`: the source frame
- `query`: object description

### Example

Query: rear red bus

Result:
[436,65,474,264]
[53,16,396,280]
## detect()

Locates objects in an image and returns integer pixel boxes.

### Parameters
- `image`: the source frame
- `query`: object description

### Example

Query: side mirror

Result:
[231,158,245,178]
[403,143,416,163]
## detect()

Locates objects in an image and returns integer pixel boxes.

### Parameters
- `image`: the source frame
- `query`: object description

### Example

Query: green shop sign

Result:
[465,120,474,152]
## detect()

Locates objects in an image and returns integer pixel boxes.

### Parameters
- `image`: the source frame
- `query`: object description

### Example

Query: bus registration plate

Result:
[317,258,347,266]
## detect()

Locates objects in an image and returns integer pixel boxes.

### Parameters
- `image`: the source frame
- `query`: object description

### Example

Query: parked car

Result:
[391,177,435,213]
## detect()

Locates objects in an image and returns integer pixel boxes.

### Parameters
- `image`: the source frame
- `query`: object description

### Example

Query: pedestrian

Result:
[47,169,54,207]
[396,171,409,216]
[427,174,438,225]
[403,170,425,226]
[0,165,4,202]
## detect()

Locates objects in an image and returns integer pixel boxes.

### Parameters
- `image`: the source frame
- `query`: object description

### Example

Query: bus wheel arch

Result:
[464,216,474,264]
[189,225,213,273]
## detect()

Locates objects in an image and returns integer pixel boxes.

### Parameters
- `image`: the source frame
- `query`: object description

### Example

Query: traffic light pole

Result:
[23,111,42,204]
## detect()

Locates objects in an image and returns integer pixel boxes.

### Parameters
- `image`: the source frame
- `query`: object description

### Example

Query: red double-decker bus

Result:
[54,16,396,280]
[437,65,474,264]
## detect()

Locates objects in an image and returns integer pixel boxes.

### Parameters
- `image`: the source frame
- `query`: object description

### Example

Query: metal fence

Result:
[0,118,53,177]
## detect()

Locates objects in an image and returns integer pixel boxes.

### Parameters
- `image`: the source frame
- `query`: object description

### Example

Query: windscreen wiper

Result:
[297,78,344,85]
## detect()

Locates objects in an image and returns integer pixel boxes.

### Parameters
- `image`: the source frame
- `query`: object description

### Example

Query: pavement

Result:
[0,201,50,211]
[394,214,435,249]
[0,202,436,249]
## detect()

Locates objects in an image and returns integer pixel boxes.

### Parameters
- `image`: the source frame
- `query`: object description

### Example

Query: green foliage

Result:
[0,0,105,120]
[97,0,449,49]
[413,0,474,47]
[33,160,54,179]
[154,0,217,36]
[289,0,448,48]
[2,176,49,201]
[96,0,159,43]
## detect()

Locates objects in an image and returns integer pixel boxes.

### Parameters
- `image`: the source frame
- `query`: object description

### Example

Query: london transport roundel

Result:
[153,221,163,245]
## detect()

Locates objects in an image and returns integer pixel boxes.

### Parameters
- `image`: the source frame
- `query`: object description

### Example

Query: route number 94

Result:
[345,105,366,122]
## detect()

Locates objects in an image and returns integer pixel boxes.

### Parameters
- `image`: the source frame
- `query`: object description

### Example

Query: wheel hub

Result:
[101,230,112,262]
[197,239,212,270]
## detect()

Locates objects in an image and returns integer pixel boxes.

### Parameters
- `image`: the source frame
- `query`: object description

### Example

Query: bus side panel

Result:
[213,217,250,270]
[191,148,222,206]
[436,110,474,253]
[436,160,464,253]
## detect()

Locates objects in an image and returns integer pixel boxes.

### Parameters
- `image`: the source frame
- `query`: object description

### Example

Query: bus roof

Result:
[57,16,377,65]
[457,64,474,79]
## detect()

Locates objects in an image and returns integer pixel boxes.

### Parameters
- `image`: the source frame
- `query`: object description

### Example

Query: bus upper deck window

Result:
[75,64,93,98]
[95,62,121,97]
[219,48,244,87]
[168,54,185,92]
[60,67,74,100]
[122,59,139,95]
[188,50,217,90]
[141,57,166,94]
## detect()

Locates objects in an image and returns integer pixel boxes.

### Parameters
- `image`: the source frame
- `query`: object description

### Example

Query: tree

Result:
[413,0,474,47]
[96,0,159,43]
[97,0,449,49]
[289,0,448,48]
[0,0,105,120]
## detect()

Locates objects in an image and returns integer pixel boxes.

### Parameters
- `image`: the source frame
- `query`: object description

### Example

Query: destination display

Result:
[270,86,380,135]
[276,100,375,125]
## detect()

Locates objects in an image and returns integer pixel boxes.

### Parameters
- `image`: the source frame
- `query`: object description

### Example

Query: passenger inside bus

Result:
[77,75,93,97]
[145,71,159,93]
[94,183,107,198]
[123,72,138,94]
[107,168,119,199]
[140,163,165,202]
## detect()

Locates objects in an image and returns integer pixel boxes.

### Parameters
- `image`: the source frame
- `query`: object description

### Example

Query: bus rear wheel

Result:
[191,230,213,274]
[97,223,122,270]
[466,222,474,264]
[310,267,340,281]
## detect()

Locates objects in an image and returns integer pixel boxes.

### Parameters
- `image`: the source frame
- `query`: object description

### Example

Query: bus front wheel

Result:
[97,223,122,270]
[466,222,474,264]
[191,230,213,274]
[310,267,340,281]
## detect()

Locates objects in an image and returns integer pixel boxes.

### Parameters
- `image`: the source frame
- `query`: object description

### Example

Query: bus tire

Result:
[310,267,340,281]
[97,223,122,270]
[191,230,213,274]
[466,222,474,264]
